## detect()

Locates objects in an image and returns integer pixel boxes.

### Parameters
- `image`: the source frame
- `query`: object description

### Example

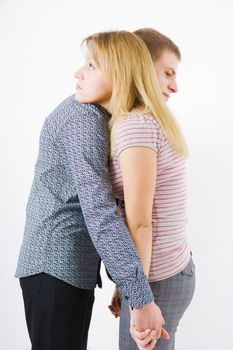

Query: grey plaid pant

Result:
[119,256,195,350]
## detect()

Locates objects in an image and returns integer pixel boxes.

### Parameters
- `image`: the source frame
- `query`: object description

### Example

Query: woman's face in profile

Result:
[74,51,112,111]
[154,50,179,101]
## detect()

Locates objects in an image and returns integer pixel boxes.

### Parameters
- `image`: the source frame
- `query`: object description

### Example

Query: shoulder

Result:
[44,95,109,137]
[47,95,107,123]
[116,114,161,137]
[115,114,163,158]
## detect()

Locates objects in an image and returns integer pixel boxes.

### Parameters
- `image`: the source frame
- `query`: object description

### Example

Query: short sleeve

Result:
[115,115,162,158]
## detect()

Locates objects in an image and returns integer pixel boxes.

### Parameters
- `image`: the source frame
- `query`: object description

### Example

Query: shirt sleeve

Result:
[61,104,154,308]
[116,115,162,158]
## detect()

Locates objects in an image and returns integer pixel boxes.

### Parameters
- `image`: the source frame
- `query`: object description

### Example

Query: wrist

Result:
[118,269,154,308]
[132,300,154,311]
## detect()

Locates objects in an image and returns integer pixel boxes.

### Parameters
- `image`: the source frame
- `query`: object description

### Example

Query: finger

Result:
[155,330,162,340]
[145,338,157,350]
[108,305,117,313]
[108,305,119,317]
[130,325,151,340]
[112,298,121,312]
[116,298,121,310]
[110,305,120,318]
[137,330,157,347]
[111,303,118,313]
[161,328,170,340]
[132,333,157,350]
[111,297,119,308]
[132,337,156,350]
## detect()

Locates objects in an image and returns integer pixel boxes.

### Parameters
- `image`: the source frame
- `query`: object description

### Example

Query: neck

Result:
[99,101,112,115]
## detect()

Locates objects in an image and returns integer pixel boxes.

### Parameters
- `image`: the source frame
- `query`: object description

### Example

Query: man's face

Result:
[154,50,179,101]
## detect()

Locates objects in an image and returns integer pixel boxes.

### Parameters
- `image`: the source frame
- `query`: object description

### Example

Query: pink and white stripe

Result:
[109,115,190,282]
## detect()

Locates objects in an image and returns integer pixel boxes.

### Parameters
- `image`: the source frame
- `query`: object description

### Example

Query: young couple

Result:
[16,28,195,350]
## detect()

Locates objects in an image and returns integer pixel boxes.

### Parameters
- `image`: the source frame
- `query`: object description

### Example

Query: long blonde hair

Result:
[83,31,188,158]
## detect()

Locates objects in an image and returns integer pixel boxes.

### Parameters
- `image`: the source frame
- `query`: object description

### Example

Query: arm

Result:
[108,146,155,316]
[120,146,170,343]
[114,116,169,340]
[119,146,156,276]
[61,102,153,308]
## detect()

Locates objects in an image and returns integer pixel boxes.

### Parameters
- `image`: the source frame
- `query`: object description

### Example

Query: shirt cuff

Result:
[117,269,154,308]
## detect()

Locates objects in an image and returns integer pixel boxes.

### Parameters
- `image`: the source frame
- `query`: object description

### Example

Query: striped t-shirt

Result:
[109,114,190,282]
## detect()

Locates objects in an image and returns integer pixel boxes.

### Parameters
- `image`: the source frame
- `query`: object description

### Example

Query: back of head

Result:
[134,28,181,61]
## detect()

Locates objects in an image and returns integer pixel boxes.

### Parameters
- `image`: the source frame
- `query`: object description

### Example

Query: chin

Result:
[75,93,86,103]
[75,92,97,105]
[75,91,80,100]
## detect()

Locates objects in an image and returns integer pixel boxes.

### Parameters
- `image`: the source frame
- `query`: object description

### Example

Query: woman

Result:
[75,30,195,350]
[107,28,196,350]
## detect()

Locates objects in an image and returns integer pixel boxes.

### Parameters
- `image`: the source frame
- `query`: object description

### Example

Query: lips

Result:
[76,85,82,90]
[162,92,170,100]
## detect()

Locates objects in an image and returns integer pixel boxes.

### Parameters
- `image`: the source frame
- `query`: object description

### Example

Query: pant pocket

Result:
[19,273,44,299]
[181,257,195,277]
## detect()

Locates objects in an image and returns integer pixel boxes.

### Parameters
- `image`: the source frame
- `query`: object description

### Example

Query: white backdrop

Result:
[1,0,233,349]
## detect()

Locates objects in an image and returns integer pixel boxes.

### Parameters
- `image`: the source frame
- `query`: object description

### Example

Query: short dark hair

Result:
[134,28,181,61]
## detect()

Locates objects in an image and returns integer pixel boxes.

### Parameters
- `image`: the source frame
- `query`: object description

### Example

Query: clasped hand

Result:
[108,288,169,350]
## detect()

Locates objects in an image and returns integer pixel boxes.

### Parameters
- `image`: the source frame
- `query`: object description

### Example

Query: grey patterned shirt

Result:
[15,95,154,308]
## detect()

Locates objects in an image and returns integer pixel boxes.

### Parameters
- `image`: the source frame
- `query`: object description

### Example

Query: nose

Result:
[168,79,178,93]
[74,68,84,80]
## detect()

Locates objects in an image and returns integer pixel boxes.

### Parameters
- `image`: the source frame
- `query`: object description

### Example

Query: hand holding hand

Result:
[130,302,170,348]
[130,322,170,350]
[130,323,157,350]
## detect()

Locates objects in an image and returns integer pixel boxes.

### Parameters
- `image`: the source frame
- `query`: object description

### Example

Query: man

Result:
[15,46,168,349]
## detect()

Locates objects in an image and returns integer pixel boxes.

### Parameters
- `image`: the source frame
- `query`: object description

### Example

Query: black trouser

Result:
[20,273,94,350]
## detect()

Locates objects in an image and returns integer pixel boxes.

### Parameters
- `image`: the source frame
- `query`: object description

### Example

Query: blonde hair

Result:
[83,31,188,158]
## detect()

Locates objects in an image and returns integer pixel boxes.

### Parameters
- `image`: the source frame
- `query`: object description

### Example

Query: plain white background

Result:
[1,0,233,349]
